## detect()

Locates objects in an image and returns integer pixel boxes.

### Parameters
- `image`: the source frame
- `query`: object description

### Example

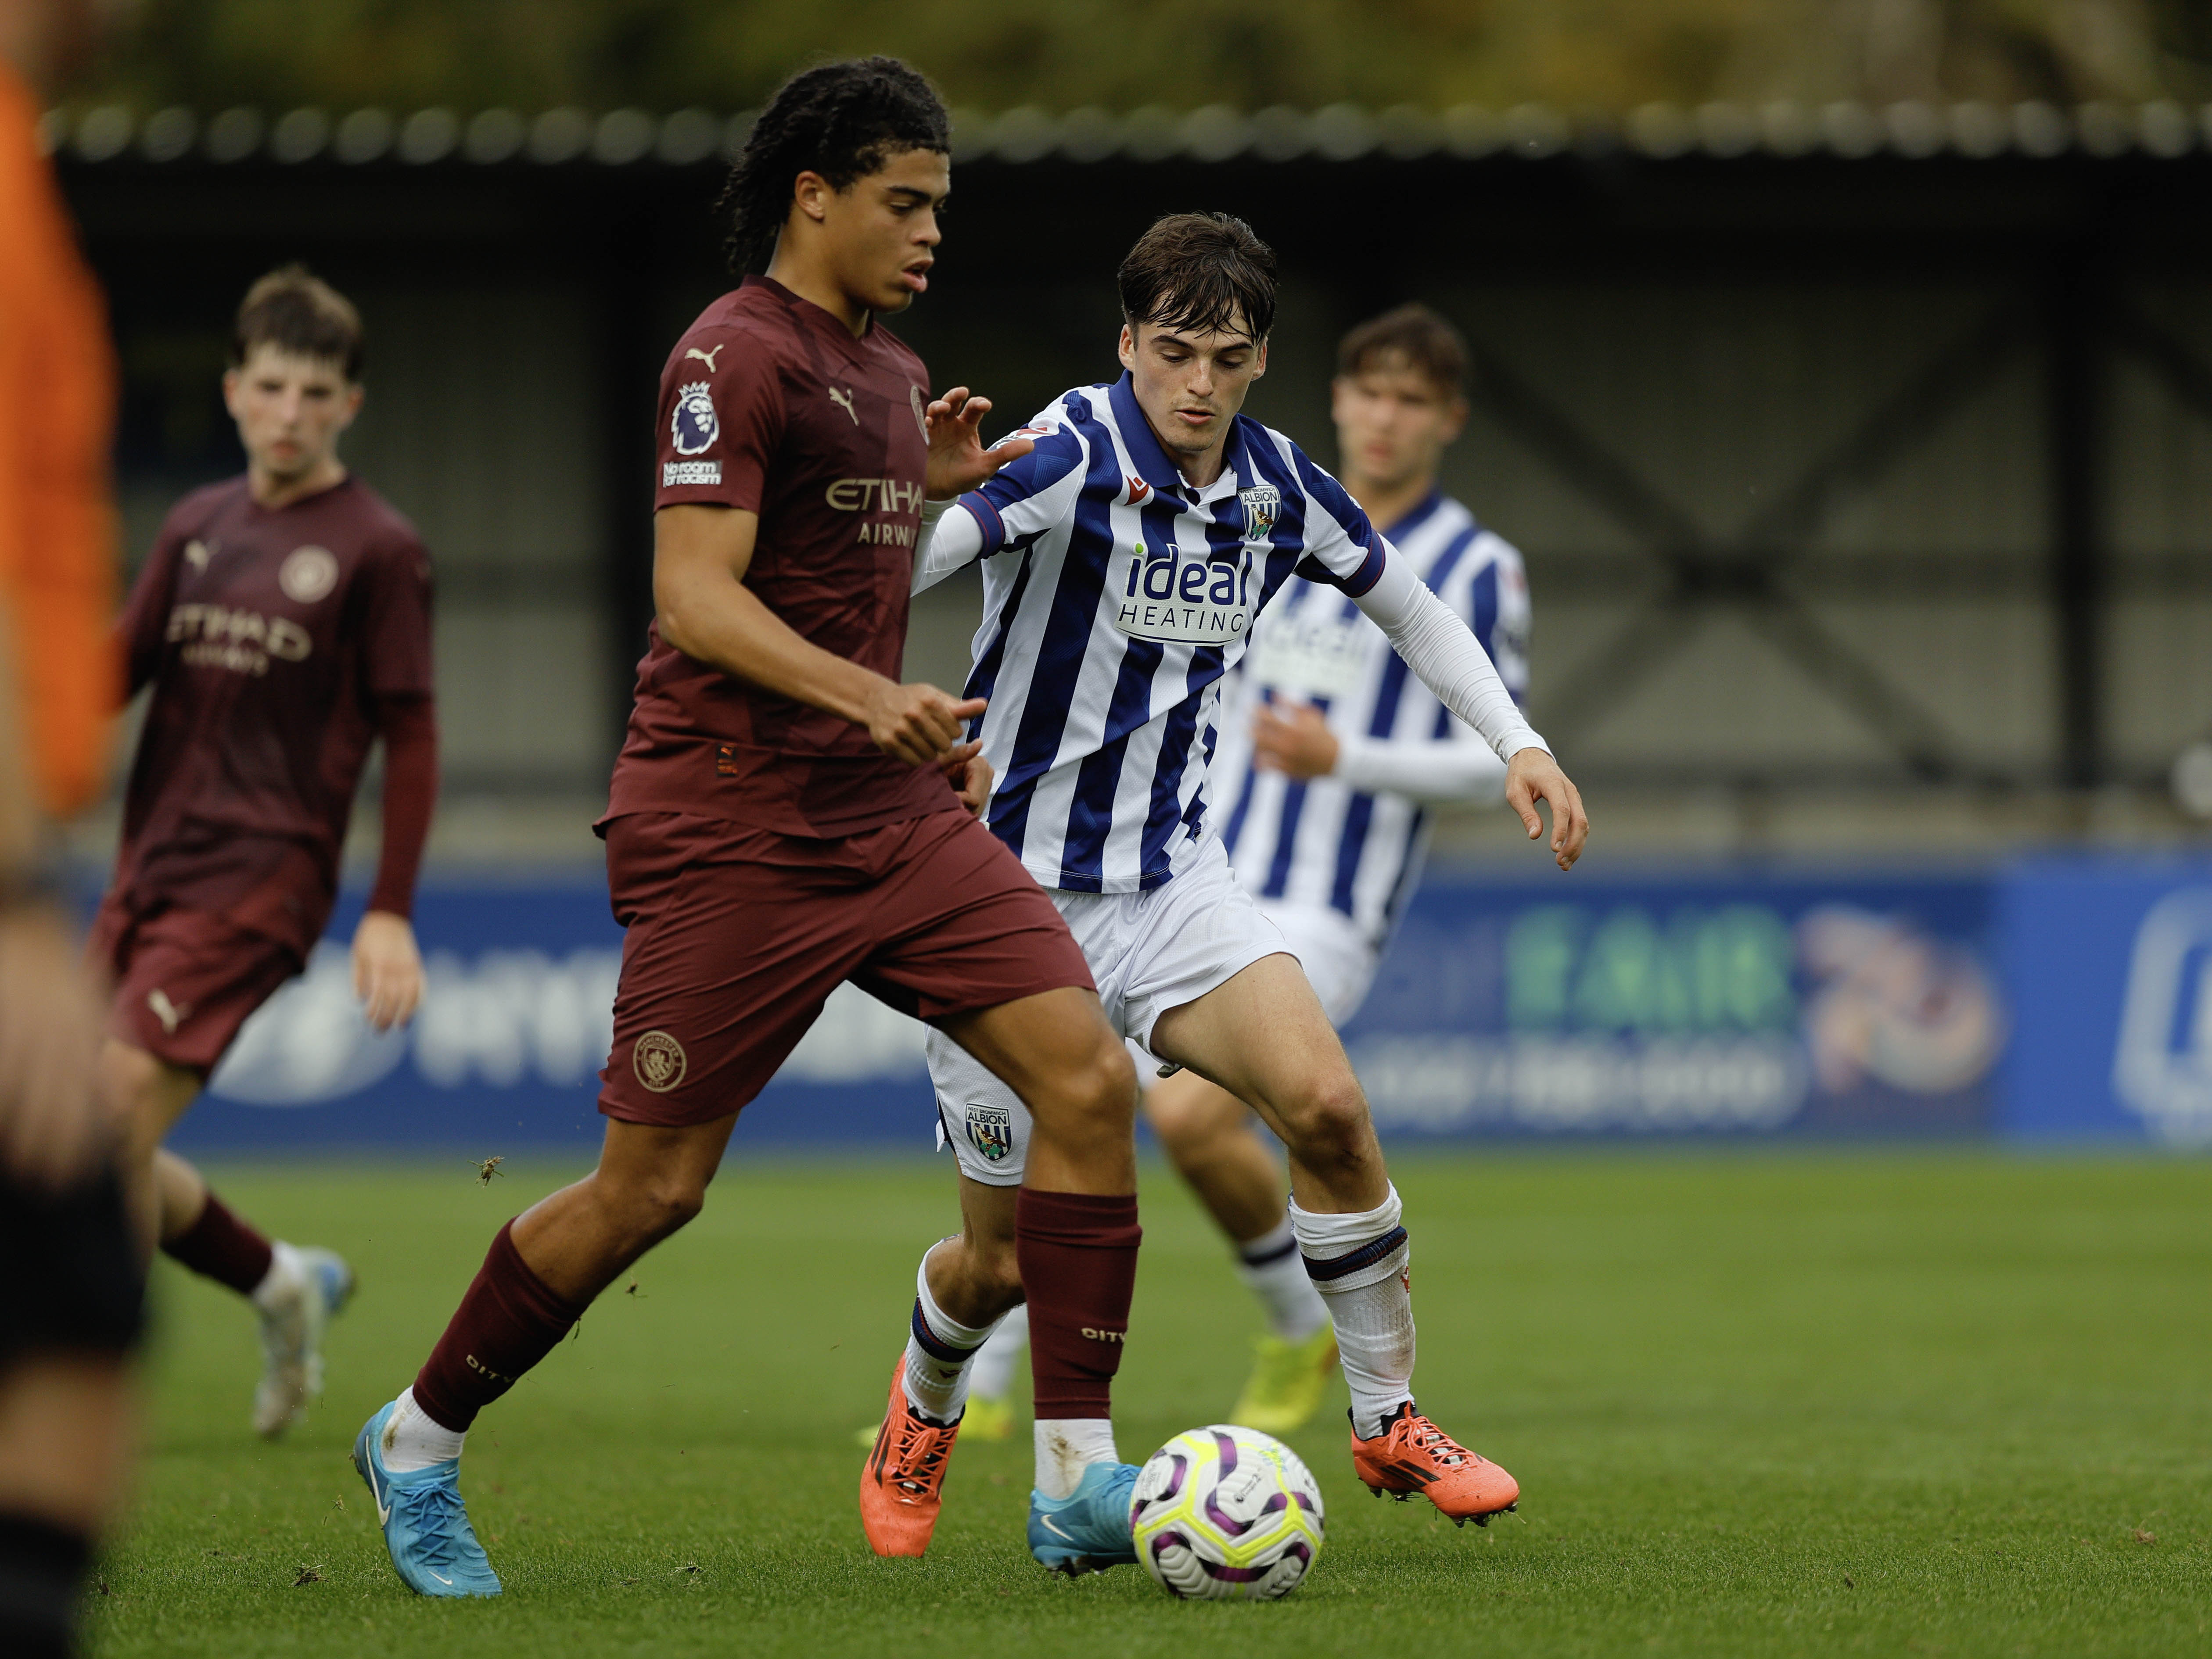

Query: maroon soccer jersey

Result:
[110,474,434,959]
[603,275,955,838]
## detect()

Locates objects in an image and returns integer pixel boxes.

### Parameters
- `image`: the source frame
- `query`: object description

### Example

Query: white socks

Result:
[1034,1417,1119,1500]
[903,1245,998,1426]
[249,1240,303,1312]
[379,1387,467,1473]
[1235,1216,1332,1342]
[1289,1183,1414,1440]
[969,1303,1029,1402]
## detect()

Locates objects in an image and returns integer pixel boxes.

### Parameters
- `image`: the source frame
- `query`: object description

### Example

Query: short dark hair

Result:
[1117,212,1278,343]
[716,57,950,275]
[1337,304,1466,398]
[231,265,363,380]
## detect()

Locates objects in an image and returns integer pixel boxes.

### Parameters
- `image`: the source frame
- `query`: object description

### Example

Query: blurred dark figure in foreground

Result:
[0,3,144,1655]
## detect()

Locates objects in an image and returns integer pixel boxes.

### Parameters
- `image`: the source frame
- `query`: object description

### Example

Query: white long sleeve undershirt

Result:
[912,498,980,595]
[1349,552,1549,766]
[1330,731,1509,806]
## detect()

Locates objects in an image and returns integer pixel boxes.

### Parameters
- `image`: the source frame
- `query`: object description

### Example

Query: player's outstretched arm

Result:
[655,503,985,768]
[1350,553,1589,869]
[923,388,1031,500]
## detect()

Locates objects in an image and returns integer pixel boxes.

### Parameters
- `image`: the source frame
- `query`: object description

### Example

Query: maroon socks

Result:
[162,1190,274,1295]
[410,1221,585,1432]
[1016,1188,1140,1419]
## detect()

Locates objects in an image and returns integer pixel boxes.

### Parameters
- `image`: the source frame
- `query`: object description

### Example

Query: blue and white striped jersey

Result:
[1216,492,1530,952]
[952,374,1388,895]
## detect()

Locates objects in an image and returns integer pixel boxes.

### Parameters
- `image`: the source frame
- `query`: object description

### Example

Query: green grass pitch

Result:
[87,1150,2211,1658]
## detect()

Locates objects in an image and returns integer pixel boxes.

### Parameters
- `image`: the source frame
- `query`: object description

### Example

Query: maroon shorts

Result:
[597,808,1092,1127]
[89,897,304,1075]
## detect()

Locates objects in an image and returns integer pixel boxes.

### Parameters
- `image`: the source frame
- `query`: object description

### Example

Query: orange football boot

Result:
[859,1358,962,1557]
[1350,1401,1520,1526]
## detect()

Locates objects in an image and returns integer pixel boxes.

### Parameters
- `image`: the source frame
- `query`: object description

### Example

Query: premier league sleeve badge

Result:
[672,380,720,456]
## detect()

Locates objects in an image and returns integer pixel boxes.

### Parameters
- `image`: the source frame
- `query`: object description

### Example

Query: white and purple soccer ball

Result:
[1129,1424,1325,1601]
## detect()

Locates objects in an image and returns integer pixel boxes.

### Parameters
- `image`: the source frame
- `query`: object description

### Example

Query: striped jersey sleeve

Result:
[961,394,1093,558]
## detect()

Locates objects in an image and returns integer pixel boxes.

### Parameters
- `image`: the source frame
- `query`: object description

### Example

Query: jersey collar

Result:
[1106,372,1253,504]
[1107,373,1185,495]
[745,273,874,360]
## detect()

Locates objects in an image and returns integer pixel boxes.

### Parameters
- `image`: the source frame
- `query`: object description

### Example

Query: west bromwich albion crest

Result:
[1239,484,1281,545]
[964,1103,1015,1162]
[672,380,719,456]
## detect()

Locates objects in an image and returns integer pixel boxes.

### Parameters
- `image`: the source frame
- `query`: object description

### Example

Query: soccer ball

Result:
[1128,1424,1325,1600]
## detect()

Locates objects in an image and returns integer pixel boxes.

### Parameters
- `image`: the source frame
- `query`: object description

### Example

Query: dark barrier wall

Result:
[56,132,2212,796]
[156,859,2212,1152]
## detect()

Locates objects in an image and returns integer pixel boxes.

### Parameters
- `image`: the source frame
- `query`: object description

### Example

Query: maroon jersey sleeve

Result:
[653,324,784,513]
[358,527,434,699]
[367,694,436,918]
[116,503,192,699]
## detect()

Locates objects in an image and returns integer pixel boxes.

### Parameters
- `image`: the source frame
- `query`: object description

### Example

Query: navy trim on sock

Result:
[1303,1225,1409,1282]
[910,1297,977,1365]
[1239,1233,1301,1268]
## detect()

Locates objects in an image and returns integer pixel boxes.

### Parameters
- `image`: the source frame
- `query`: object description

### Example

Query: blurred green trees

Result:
[70,0,2212,112]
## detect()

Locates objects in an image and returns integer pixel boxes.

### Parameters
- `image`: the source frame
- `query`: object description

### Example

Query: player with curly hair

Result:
[354,57,1146,1597]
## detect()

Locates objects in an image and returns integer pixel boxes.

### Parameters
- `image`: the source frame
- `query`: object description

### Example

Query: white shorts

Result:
[1255,900,1380,1027]
[930,836,1290,1185]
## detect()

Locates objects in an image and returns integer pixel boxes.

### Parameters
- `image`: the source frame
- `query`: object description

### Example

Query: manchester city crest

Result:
[672,380,719,456]
[1239,484,1281,545]
[963,1103,1015,1163]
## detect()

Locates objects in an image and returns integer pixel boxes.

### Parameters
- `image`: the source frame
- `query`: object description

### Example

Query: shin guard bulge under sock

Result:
[162,1190,275,1297]
[409,1220,584,1433]
[1018,1189,1138,1498]
[904,1243,999,1425]
[1290,1184,1415,1440]
[1235,1215,1332,1342]
[1016,1189,1139,1420]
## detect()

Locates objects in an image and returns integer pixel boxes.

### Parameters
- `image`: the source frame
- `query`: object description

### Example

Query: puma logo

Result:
[685,344,725,370]
[829,387,858,424]
[147,989,188,1035]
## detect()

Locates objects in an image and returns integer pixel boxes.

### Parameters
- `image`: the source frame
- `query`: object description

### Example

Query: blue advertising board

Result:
[156,855,2208,1152]
[168,880,942,1154]
[2000,859,2212,1144]
[1342,874,2003,1140]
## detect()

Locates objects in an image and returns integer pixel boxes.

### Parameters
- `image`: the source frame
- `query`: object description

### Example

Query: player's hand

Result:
[0,903,116,1191]
[944,745,994,817]
[1505,748,1589,871]
[1251,701,1340,780]
[353,910,424,1032]
[925,387,1032,501]
[865,681,986,767]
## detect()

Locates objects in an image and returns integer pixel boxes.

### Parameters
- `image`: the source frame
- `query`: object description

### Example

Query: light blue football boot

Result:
[353,1401,503,1598]
[1027,1461,1140,1575]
